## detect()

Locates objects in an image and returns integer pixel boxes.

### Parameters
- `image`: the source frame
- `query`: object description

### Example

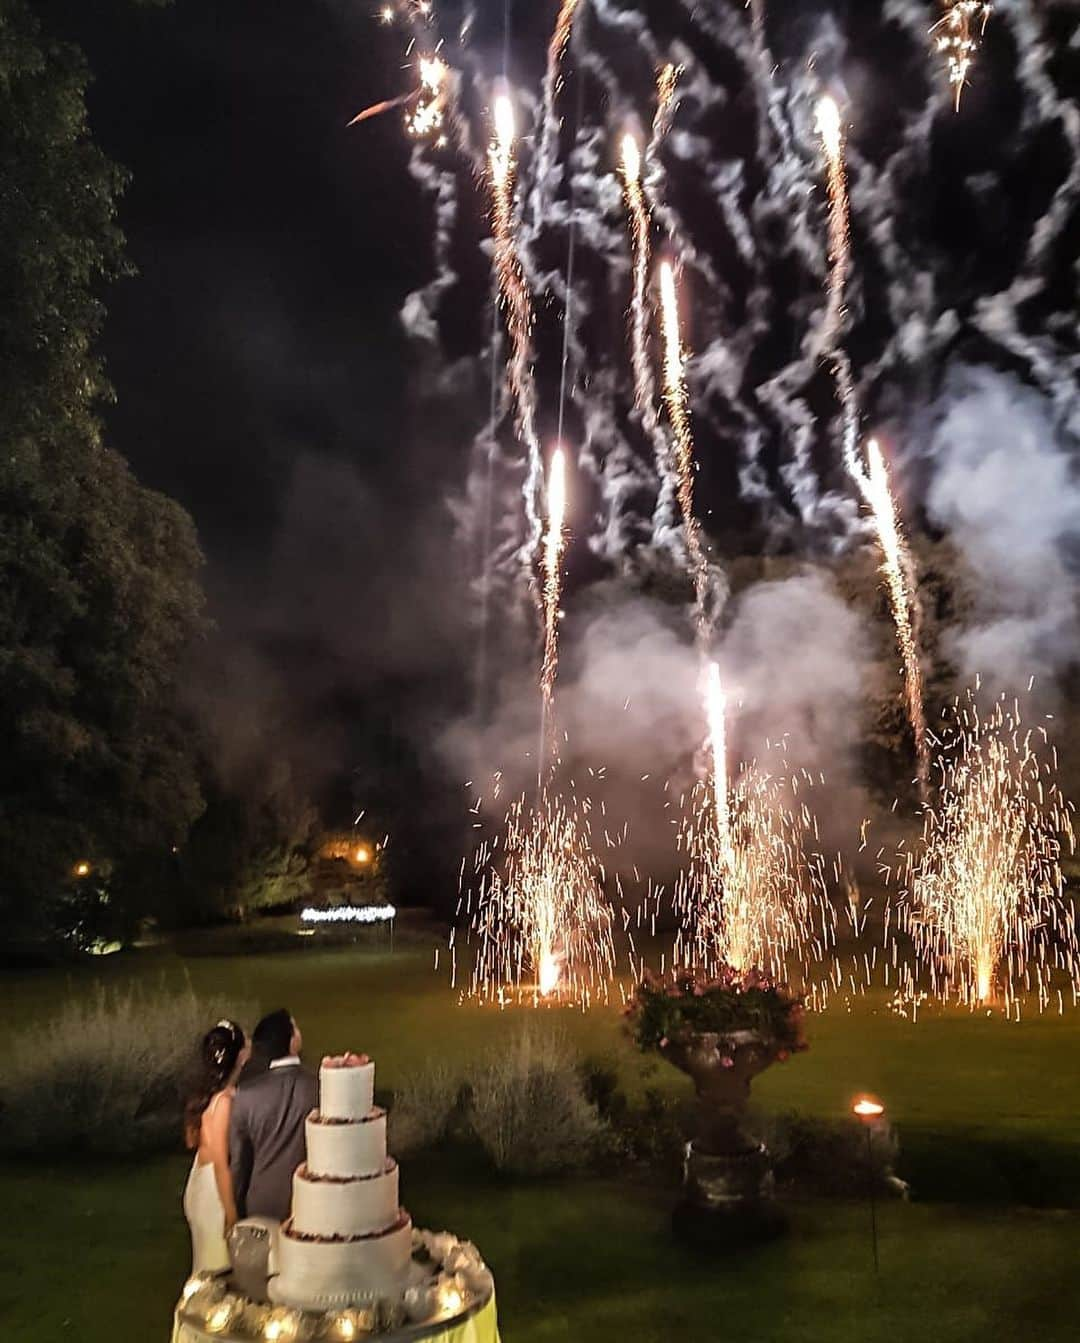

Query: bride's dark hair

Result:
[183,1019,245,1149]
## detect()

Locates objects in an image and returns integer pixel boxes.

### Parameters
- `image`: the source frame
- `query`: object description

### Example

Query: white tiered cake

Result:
[272,1055,413,1311]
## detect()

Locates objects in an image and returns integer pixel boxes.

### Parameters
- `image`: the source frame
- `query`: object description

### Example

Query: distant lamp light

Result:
[73,861,92,879]
[353,845,371,865]
[300,904,396,926]
[853,1097,885,1120]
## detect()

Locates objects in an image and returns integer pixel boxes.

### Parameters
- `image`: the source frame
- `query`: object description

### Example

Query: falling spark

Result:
[895,691,1076,1009]
[658,261,711,644]
[931,2,992,111]
[540,447,568,744]
[865,440,929,794]
[489,94,543,561]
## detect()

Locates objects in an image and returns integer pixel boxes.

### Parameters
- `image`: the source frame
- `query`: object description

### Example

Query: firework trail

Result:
[620,135,656,424]
[814,97,851,379]
[815,98,928,790]
[932,3,992,111]
[649,61,681,162]
[865,440,929,792]
[894,690,1077,1011]
[488,94,544,570]
[658,261,713,645]
[530,0,583,226]
[540,447,568,755]
[704,662,734,873]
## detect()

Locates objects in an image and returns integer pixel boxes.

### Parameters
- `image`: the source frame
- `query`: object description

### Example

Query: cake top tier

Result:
[319,1054,374,1120]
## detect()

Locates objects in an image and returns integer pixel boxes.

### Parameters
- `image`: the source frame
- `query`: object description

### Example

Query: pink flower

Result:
[659,1036,669,1048]
[777,1049,789,1062]
[721,1056,734,1069]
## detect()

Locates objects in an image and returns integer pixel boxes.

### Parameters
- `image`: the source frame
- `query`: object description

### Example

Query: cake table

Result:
[172,1054,499,1343]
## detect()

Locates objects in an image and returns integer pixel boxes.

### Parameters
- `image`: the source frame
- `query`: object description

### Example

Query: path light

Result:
[852,1095,885,1271]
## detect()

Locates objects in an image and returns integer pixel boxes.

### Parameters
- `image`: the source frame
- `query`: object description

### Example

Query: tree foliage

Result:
[0,0,206,937]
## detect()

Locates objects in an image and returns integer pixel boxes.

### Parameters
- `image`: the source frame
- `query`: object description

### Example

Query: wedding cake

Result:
[272,1054,413,1310]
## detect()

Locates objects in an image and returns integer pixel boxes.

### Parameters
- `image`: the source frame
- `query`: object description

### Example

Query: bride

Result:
[183,1019,249,1273]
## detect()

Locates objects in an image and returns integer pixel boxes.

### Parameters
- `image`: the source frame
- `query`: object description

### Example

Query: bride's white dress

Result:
[183,1093,231,1273]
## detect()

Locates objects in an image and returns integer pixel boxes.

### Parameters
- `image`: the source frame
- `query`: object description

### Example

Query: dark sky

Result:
[48,0,424,566]
[38,0,480,874]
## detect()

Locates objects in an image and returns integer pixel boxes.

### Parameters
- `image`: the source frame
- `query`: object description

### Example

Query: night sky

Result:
[33,0,1080,892]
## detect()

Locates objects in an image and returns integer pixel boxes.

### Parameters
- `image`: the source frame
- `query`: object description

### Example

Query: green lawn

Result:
[4,941,1080,1339]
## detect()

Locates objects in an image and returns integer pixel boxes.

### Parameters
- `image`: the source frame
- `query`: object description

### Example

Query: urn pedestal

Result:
[662,1029,787,1249]
[673,1141,786,1248]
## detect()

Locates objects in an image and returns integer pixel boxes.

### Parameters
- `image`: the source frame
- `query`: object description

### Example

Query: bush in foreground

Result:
[391,1027,607,1176]
[0,985,253,1155]
[469,1027,608,1175]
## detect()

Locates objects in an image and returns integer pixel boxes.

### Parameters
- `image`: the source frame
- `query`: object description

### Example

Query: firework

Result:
[658,261,712,643]
[865,440,929,793]
[620,134,657,429]
[895,690,1076,1010]
[460,783,616,1005]
[931,3,992,111]
[348,54,448,138]
[540,447,568,747]
[488,94,543,560]
[674,690,834,986]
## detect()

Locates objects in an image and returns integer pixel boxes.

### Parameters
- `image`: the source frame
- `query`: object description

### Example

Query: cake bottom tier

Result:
[272,1211,413,1311]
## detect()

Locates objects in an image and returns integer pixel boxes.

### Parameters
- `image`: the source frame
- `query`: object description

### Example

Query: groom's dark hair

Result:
[253,1008,294,1061]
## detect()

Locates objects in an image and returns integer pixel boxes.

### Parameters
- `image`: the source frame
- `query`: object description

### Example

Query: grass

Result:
[4,938,1080,1338]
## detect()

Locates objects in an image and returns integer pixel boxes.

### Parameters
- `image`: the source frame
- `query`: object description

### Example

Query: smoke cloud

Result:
[925,366,1080,700]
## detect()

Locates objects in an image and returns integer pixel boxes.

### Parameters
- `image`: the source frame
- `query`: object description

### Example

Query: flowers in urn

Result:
[626,965,807,1157]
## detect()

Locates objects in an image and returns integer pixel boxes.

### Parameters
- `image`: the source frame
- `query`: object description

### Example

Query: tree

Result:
[0,0,206,939]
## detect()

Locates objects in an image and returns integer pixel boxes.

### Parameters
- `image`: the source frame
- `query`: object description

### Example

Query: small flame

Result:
[621,133,641,185]
[853,1097,885,1119]
[494,94,515,156]
[815,95,843,161]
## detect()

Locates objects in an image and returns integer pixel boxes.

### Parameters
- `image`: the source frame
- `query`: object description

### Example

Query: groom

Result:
[229,1008,317,1223]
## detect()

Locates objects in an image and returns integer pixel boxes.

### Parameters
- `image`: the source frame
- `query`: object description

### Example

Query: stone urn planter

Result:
[626,967,807,1248]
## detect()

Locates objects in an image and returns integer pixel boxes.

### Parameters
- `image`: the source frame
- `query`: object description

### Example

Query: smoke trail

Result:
[529,0,582,228]
[488,94,544,576]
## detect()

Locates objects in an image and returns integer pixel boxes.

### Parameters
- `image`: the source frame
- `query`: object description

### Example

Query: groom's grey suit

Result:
[229,1059,317,1223]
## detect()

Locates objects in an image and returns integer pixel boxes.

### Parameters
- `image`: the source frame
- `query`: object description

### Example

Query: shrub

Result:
[388,1062,466,1157]
[759,1110,907,1199]
[469,1027,607,1176]
[0,984,253,1155]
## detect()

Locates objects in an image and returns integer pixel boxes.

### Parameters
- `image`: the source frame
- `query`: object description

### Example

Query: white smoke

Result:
[925,366,1080,698]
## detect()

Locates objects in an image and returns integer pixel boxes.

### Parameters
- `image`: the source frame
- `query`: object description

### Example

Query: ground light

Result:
[852,1096,885,1272]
